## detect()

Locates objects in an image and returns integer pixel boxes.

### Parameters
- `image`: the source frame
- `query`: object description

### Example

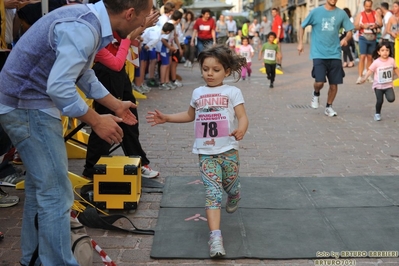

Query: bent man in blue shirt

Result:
[0,0,153,265]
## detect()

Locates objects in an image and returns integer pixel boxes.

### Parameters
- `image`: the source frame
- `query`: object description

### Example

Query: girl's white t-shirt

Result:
[238,45,254,63]
[190,84,245,155]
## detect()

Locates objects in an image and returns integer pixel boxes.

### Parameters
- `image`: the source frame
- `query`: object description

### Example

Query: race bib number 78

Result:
[195,110,230,149]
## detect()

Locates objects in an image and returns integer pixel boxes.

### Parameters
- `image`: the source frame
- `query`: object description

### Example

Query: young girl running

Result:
[238,37,254,80]
[360,42,399,121]
[146,45,248,258]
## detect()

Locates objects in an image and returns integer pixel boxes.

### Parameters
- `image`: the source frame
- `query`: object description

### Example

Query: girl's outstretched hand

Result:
[229,129,245,141]
[146,109,166,126]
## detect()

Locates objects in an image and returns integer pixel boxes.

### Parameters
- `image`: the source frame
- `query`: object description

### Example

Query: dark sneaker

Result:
[208,235,226,258]
[0,187,19,207]
[12,151,22,165]
[146,78,159,87]
[269,83,274,88]
[0,172,25,186]
[226,197,241,213]
[2,147,15,163]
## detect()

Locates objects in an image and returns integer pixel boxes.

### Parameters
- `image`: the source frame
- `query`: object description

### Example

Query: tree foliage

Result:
[183,0,193,6]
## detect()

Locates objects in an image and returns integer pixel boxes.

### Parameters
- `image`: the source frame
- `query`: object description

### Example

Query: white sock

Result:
[210,230,221,238]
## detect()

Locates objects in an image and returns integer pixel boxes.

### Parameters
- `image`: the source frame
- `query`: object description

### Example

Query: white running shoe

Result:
[356,77,362,84]
[141,165,159,179]
[311,95,319,109]
[166,82,177,90]
[208,235,226,258]
[141,83,151,93]
[374,114,381,121]
[134,85,146,94]
[325,106,337,117]
[173,80,183,87]
[159,83,171,90]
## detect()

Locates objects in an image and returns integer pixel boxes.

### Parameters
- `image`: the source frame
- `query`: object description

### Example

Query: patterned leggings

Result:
[199,149,241,209]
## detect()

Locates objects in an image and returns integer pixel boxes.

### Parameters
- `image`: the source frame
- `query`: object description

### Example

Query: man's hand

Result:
[340,39,348,47]
[92,101,137,145]
[91,114,125,145]
[4,0,20,9]
[144,10,160,29]
[127,27,145,42]
[297,43,304,55]
[114,101,138,126]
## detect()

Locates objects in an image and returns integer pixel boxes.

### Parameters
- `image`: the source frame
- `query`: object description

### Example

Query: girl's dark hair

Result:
[198,45,247,82]
[372,41,392,59]
[241,36,249,42]
[185,10,194,22]
[343,7,352,18]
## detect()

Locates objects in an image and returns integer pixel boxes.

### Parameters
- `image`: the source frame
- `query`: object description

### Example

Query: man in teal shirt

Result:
[297,0,354,117]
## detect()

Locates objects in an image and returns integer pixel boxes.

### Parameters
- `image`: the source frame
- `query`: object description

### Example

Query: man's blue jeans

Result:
[0,109,78,266]
[197,39,213,55]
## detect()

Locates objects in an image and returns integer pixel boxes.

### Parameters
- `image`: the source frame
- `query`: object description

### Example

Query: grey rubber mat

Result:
[141,177,163,193]
[160,176,399,208]
[152,176,399,259]
[151,206,399,259]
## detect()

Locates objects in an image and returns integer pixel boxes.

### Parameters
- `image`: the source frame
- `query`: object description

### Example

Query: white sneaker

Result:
[141,165,159,179]
[184,61,188,67]
[141,83,151,93]
[311,95,319,109]
[159,83,171,90]
[134,85,146,94]
[166,82,177,90]
[325,106,337,117]
[187,61,193,68]
[356,77,362,84]
[208,235,226,258]
[374,114,381,121]
[173,80,183,87]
